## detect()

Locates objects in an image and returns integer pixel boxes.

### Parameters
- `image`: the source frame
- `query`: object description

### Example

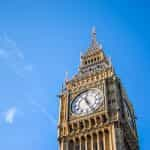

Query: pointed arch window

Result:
[68,140,74,150]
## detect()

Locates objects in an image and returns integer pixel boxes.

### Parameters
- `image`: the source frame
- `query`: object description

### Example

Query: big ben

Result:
[58,27,139,150]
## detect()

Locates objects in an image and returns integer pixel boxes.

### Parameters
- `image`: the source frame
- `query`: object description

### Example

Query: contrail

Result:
[30,100,57,125]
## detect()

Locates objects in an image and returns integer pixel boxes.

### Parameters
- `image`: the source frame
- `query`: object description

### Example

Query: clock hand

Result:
[85,97,93,110]
[85,97,90,105]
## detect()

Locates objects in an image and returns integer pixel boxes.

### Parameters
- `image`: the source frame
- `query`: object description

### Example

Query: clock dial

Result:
[71,89,104,116]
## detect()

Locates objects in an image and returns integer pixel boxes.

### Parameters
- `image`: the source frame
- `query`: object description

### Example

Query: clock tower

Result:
[58,27,139,150]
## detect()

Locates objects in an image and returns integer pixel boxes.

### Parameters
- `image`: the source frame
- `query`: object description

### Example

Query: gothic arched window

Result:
[68,140,74,150]
[81,136,85,150]
[99,132,104,150]
[93,133,98,150]
[87,135,91,150]
[75,138,80,150]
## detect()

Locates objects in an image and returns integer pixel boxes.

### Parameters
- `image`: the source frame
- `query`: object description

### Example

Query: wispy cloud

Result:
[0,48,8,58]
[4,107,17,124]
[24,64,33,72]
[31,100,57,125]
[0,33,33,78]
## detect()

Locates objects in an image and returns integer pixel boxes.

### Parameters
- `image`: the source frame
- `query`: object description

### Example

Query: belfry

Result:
[58,28,139,150]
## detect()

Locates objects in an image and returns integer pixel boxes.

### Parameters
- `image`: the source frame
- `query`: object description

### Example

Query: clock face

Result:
[71,89,104,116]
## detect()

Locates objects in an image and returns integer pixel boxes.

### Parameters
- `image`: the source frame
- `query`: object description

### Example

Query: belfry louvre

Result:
[58,28,139,150]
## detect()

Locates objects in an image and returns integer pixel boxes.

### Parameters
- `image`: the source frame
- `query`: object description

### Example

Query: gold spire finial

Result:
[91,26,99,49]
[65,71,69,82]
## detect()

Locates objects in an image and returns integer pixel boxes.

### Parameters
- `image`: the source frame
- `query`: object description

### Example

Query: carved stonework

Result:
[58,28,139,150]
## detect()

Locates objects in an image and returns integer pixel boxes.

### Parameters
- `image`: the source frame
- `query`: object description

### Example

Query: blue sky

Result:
[0,0,149,149]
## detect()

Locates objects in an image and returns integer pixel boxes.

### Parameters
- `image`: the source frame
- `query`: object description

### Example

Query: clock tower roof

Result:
[64,27,115,84]
[90,26,100,50]
[83,27,103,57]
[77,27,112,77]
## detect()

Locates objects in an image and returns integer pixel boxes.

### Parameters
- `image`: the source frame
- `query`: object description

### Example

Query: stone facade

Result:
[58,28,139,150]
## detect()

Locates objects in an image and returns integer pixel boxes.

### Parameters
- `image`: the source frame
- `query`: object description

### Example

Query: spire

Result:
[91,26,99,49]
[65,71,69,82]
